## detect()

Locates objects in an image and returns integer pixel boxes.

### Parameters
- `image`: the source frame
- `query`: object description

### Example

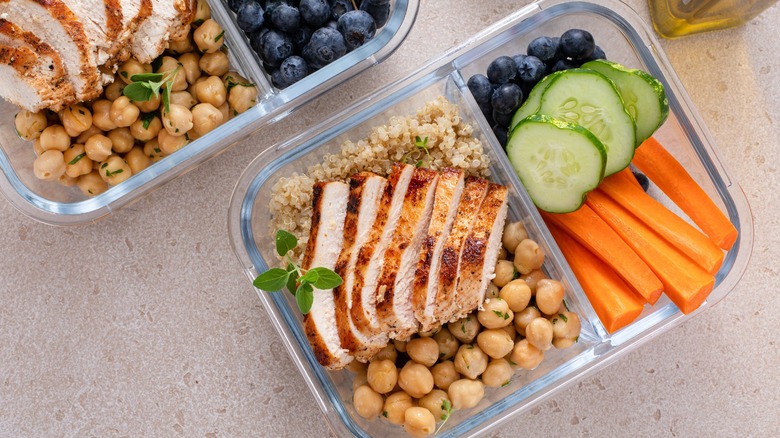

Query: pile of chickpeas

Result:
[13,0,258,197]
[348,221,582,437]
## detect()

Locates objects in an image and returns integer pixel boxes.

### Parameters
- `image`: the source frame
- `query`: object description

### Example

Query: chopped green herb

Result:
[67,152,86,165]
[120,70,128,78]
[140,112,156,130]
[382,411,388,418]
[501,380,511,387]
[574,336,579,343]
[105,168,124,177]
[460,322,466,334]
[153,147,161,153]
[559,313,568,323]
[214,30,225,42]
[87,189,93,194]
[123,66,181,113]
[192,18,204,26]
[493,310,509,320]
[435,399,453,434]
[101,162,108,168]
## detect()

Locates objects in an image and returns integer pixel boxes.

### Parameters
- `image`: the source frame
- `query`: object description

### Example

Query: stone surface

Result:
[1,0,779,436]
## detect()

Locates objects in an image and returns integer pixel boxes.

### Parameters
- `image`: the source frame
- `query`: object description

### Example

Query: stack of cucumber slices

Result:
[506,60,669,213]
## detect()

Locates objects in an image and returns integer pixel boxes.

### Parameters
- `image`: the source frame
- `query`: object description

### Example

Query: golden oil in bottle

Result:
[648,0,778,38]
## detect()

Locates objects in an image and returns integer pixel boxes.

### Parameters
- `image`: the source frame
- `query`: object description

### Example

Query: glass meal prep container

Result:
[228,0,754,436]
[0,0,419,225]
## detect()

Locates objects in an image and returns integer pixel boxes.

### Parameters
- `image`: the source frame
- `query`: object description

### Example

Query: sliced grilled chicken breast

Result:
[435,177,489,323]
[350,163,415,340]
[108,0,152,64]
[132,0,193,63]
[333,172,389,361]
[302,181,353,369]
[375,167,439,340]
[61,0,123,67]
[412,168,466,332]
[452,183,509,319]
[0,0,102,102]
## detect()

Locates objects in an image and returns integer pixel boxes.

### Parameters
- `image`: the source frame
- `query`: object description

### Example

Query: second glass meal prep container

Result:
[228,0,754,436]
[0,0,419,225]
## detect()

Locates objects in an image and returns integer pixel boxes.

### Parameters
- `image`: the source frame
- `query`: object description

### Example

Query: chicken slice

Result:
[452,183,509,320]
[107,0,152,65]
[60,0,123,67]
[375,167,439,340]
[332,172,389,361]
[132,0,194,63]
[301,181,353,369]
[412,168,465,332]
[435,177,490,323]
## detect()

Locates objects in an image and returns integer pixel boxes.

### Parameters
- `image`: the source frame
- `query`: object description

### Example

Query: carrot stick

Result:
[600,169,724,275]
[632,137,738,250]
[586,190,715,314]
[547,222,645,333]
[540,206,663,305]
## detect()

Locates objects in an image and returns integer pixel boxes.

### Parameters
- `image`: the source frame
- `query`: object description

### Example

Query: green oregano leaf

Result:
[296,282,314,314]
[275,229,297,257]
[253,268,289,292]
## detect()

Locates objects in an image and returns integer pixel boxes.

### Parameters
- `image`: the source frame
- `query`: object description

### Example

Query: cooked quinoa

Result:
[269,96,491,259]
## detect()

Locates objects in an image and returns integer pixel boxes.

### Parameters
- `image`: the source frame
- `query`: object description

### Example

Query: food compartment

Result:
[229,71,602,437]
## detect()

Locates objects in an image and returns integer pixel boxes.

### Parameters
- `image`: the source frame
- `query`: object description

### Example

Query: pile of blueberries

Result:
[227,0,391,88]
[467,29,606,146]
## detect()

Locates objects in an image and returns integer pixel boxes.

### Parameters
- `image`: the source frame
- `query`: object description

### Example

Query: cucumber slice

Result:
[506,115,606,213]
[509,71,564,131]
[582,59,669,145]
[537,68,636,176]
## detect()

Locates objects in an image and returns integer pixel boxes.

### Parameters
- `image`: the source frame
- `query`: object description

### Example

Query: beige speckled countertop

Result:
[1,0,779,436]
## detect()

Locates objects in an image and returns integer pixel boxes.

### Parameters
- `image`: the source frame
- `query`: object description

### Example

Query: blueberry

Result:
[271,68,289,88]
[492,124,508,146]
[550,58,578,73]
[492,109,513,128]
[329,0,354,21]
[290,25,313,52]
[279,55,309,86]
[583,45,607,62]
[270,3,301,33]
[303,27,347,68]
[487,56,516,85]
[480,102,495,125]
[359,0,391,28]
[324,19,339,29]
[491,83,523,115]
[228,0,249,13]
[467,74,493,106]
[337,10,376,51]
[632,170,650,192]
[249,27,270,53]
[527,36,558,63]
[299,0,330,27]
[559,29,595,60]
[260,30,294,67]
[516,55,546,85]
[237,2,265,33]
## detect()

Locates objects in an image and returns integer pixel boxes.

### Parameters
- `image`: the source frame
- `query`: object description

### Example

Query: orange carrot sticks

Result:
[599,169,724,275]
[540,206,664,305]
[632,137,738,250]
[585,190,715,314]
[548,222,645,333]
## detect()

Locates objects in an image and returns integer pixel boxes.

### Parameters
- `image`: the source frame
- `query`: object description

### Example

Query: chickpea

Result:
[144,139,165,162]
[99,155,132,185]
[404,407,435,438]
[217,102,230,125]
[39,125,70,152]
[418,389,450,421]
[109,96,140,128]
[190,102,223,136]
[76,170,108,196]
[502,221,528,253]
[178,52,202,85]
[32,139,44,157]
[485,282,499,299]
[85,134,113,162]
[194,0,211,22]
[553,337,577,349]
[513,306,541,337]
[193,19,225,53]
[195,75,227,107]
[499,279,532,312]
[76,125,103,144]
[476,329,514,359]
[107,128,135,154]
[104,80,126,101]
[58,173,77,187]
[398,362,434,399]
[157,129,189,155]
[366,359,397,394]
[130,115,163,142]
[406,337,439,367]
[229,82,258,114]
[383,391,414,426]
[168,32,194,54]
[453,344,488,380]
[60,105,93,137]
[551,311,581,341]
[371,343,398,363]
[536,279,565,315]
[447,379,484,410]
[15,109,48,140]
[525,318,553,351]
[448,315,480,344]
[433,327,459,361]
[500,323,517,342]
[521,269,547,293]
[353,384,383,419]
[161,104,193,136]
[482,358,514,388]
[514,239,545,275]
[199,50,229,77]
[157,56,188,92]
[33,150,66,180]
[477,298,513,329]
[347,359,368,375]
[63,144,93,178]
[124,146,151,174]
[418,325,440,338]
[91,100,117,131]
[492,259,515,288]
[511,339,544,370]
[431,360,459,391]
[118,59,151,84]
[135,93,161,113]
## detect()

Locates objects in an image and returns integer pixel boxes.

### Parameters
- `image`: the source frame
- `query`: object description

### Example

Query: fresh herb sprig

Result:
[122,66,182,113]
[435,399,453,435]
[252,230,342,314]
[403,135,431,168]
